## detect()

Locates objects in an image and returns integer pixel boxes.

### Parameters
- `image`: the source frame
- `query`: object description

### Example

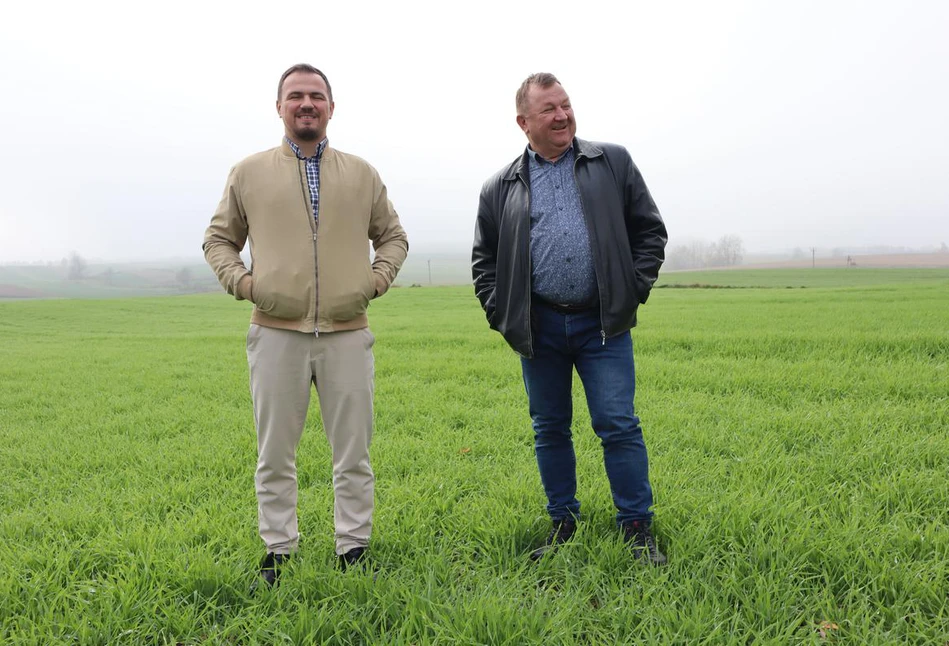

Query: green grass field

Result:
[1,270,947,644]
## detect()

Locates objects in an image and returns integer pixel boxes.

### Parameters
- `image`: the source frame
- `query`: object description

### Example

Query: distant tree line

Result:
[56,252,214,292]
[665,235,744,271]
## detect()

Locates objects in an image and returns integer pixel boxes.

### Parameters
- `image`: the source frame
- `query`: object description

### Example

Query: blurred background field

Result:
[0,270,947,644]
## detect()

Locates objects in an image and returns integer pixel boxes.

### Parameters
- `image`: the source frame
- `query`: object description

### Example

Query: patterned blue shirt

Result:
[286,137,328,221]
[527,146,598,306]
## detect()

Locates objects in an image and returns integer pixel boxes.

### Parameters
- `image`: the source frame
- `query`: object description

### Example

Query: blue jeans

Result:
[521,302,654,525]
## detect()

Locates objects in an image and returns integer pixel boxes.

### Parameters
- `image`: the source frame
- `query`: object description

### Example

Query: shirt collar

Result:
[527,143,574,165]
[286,136,328,160]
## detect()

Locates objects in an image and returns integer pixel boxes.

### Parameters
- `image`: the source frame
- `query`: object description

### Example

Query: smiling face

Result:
[276,71,334,145]
[516,82,576,161]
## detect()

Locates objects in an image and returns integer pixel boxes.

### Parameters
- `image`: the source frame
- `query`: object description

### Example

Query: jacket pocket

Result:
[251,273,309,320]
[321,263,373,322]
[632,269,650,304]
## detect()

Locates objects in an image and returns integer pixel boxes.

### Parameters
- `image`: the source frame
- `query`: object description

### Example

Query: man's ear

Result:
[516,114,528,133]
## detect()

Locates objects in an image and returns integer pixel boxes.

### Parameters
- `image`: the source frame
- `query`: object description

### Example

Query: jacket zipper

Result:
[314,154,322,336]
[573,152,606,345]
[522,171,534,358]
[298,158,320,336]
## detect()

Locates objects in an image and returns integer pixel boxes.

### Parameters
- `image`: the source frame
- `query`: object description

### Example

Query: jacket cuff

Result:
[373,273,388,298]
[236,274,253,301]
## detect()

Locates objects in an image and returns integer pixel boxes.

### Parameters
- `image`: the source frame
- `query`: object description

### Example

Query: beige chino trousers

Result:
[246,323,375,555]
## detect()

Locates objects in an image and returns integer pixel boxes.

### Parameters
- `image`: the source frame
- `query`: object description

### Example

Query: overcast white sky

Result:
[1,0,947,263]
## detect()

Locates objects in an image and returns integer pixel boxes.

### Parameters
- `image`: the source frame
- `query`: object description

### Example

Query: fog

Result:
[2,0,947,264]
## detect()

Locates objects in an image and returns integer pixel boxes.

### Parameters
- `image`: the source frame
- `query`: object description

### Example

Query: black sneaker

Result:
[529,518,577,561]
[338,546,368,571]
[622,520,667,566]
[249,552,291,594]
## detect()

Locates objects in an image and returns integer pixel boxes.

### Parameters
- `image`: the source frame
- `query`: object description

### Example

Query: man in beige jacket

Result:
[204,63,408,592]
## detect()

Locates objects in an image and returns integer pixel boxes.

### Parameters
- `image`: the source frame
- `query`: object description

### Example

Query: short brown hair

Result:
[515,73,561,115]
[277,64,333,103]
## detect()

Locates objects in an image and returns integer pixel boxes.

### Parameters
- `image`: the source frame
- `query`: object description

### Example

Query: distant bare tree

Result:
[707,242,724,267]
[175,267,192,289]
[101,267,115,285]
[687,240,710,267]
[666,235,744,270]
[66,253,87,280]
[714,234,744,266]
[666,240,710,270]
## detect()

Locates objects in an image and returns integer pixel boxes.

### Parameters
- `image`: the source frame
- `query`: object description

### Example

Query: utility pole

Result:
[811,247,816,268]
[427,259,432,285]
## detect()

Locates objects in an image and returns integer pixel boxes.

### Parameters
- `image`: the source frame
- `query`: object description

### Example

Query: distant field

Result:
[0,263,220,299]
[4,253,949,298]
[658,267,949,288]
[1,271,947,643]
[739,252,949,270]
[0,255,469,299]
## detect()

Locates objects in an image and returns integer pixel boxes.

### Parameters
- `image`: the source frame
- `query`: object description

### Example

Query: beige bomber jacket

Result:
[203,140,409,333]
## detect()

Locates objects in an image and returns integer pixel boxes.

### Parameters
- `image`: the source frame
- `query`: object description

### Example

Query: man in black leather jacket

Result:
[472,73,668,565]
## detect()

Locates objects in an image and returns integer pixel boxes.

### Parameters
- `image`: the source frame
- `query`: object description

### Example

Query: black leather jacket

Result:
[472,138,667,357]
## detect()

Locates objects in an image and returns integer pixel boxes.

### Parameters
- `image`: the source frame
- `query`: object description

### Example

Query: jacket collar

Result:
[575,138,603,159]
[279,138,333,159]
[504,138,602,182]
